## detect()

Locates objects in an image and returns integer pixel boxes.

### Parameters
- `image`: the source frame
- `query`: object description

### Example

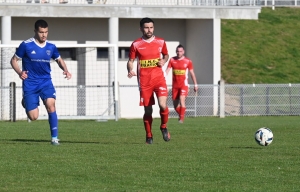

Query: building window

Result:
[97,48,109,60]
[97,47,129,60]
[119,47,130,60]
[58,48,76,61]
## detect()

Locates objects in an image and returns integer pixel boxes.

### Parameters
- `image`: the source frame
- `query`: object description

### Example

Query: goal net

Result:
[0,44,119,121]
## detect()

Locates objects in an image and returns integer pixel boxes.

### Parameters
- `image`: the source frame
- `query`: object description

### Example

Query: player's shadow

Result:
[7,139,102,144]
[2,139,144,145]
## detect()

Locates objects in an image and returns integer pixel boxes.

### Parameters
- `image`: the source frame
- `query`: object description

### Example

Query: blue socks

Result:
[48,111,58,139]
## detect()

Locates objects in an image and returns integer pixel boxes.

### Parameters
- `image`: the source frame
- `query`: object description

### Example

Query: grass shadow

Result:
[230,146,264,149]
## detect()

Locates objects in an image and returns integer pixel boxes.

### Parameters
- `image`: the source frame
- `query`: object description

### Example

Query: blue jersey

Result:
[15,37,60,80]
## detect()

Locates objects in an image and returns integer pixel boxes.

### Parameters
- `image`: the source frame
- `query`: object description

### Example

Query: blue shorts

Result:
[23,78,56,112]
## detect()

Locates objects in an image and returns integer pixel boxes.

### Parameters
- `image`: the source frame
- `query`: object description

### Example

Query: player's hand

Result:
[19,71,28,80]
[157,59,166,68]
[194,85,198,92]
[63,71,72,80]
[127,71,137,78]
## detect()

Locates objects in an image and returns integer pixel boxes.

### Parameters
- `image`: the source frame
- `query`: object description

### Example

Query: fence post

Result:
[289,83,292,114]
[266,86,270,115]
[240,87,244,115]
[9,82,16,122]
[194,87,197,117]
[219,80,225,118]
[113,81,119,121]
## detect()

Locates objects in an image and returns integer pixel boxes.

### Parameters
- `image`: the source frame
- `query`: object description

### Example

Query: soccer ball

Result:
[254,127,273,146]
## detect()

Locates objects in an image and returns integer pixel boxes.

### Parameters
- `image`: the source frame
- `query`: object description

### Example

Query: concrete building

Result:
[0,2,261,119]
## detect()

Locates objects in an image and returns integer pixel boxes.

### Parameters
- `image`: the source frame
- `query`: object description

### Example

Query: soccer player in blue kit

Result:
[10,19,72,145]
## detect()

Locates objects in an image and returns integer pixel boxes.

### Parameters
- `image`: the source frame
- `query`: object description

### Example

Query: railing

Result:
[0,0,260,6]
[2,83,300,120]
[262,0,300,6]
[1,0,299,7]
[222,84,300,116]
[170,83,300,117]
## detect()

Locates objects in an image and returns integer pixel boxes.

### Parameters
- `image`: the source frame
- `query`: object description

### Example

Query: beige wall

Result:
[186,19,221,85]
[6,17,185,44]
[10,17,109,43]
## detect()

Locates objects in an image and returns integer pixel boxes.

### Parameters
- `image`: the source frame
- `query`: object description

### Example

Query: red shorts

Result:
[172,86,189,100]
[139,81,168,106]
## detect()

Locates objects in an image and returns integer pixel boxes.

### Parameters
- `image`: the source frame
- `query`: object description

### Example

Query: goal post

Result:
[0,44,119,121]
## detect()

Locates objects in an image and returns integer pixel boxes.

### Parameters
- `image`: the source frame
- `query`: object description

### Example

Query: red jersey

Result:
[129,36,168,89]
[167,56,194,88]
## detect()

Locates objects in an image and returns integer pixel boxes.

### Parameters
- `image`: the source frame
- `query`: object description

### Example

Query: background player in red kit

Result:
[127,17,170,144]
[166,44,198,123]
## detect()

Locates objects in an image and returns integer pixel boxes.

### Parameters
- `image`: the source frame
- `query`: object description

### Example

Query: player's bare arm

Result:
[10,55,28,80]
[127,58,137,78]
[165,66,171,75]
[157,54,169,67]
[189,69,198,92]
[56,57,72,80]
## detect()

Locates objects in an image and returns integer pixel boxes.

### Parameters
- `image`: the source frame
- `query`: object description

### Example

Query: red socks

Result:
[180,107,186,121]
[160,107,169,128]
[143,107,169,137]
[176,106,186,120]
[175,107,181,115]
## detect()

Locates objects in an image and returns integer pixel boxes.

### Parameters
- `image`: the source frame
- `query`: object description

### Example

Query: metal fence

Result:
[168,83,300,118]
[261,0,300,6]
[2,83,300,121]
[1,0,300,7]
[166,84,218,118]
[223,84,300,116]
[0,0,298,6]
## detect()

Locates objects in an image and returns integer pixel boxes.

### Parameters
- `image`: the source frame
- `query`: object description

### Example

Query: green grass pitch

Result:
[0,116,299,191]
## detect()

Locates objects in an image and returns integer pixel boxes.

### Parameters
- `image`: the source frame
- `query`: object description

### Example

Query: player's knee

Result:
[144,110,152,115]
[27,109,39,121]
[144,107,153,115]
[158,101,167,109]
[158,99,168,110]
[45,105,56,113]
[44,98,56,112]
[28,114,38,121]
[162,106,167,111]
[46,108,56,113]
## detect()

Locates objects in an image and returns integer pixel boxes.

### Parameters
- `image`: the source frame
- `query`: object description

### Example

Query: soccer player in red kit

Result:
[127,17,170,144]
[166,44,198,123]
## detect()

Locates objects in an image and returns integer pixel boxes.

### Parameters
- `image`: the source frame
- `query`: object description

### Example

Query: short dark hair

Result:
[176,44,185,50]
[34,19,48,30]
[140,17,154,28]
